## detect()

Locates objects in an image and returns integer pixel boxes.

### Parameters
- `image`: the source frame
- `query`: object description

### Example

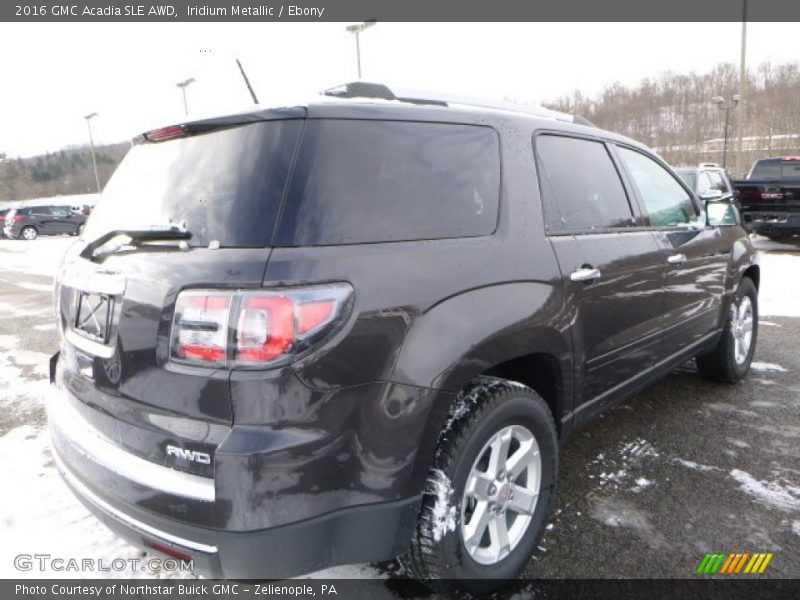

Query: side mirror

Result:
[706,199,740,227]
[699,189,724,201]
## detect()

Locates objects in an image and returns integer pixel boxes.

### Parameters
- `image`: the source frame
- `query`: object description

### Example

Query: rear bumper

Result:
[741,211,800,233]
[53,447,420,578]
[47,378,423,578]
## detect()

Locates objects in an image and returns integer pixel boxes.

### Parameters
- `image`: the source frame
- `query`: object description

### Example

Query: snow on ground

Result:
[759,249,800,317]
[0,236,73,278]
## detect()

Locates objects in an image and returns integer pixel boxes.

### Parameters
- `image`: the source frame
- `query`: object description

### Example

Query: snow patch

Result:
[728,469,800,513]
[589,496,665,548]
[427,469,457,542]
[751,361,787,373]
[672,458,721,473]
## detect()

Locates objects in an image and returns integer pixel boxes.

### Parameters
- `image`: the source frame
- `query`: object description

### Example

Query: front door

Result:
[615,146,728,354]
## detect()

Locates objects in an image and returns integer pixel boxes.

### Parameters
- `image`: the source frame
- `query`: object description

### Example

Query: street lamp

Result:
[345,20,376,79]
[712,95,740,170]
[176,77,196,116]
[84,112,101,195]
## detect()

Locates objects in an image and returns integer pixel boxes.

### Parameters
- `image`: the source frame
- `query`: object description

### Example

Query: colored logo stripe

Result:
[697,552,773,575]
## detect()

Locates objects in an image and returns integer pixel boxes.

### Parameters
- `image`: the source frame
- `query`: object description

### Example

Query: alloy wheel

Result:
[460,424,541,565]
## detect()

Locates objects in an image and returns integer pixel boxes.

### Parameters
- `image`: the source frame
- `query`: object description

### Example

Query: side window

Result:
[708,171,727,192]
[697,172,713,195]
[617,147,696,227]
[52,207,70,217]
[536,135,634,233]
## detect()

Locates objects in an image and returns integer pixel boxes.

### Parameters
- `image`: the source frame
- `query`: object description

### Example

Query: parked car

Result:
[3,205,86,240]
[675,163,736,202]
[734,156,800,240]
[47,83,759,593]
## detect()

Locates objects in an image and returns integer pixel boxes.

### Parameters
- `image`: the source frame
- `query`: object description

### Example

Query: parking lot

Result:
[1,234,798,584]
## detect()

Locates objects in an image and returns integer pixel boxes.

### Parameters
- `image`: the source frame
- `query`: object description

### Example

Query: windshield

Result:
[82,120,303,247]
[675,169,696,190]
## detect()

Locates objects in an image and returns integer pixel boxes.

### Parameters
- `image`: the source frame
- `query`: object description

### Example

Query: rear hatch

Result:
[54,113,305,480]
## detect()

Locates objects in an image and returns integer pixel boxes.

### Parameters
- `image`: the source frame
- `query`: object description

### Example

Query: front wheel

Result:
[696,277,758,383]
[405,377,558,594]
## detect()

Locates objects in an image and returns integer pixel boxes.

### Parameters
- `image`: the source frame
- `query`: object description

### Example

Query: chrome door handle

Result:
[570,267,602,282]
[667,253,687,265]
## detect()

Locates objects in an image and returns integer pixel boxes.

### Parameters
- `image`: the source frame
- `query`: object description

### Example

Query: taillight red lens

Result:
[14,215,24,222]
[170,285,352,368]
[236,296,294,362]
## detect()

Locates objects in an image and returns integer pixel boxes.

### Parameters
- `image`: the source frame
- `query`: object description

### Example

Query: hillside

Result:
[0,142,130,203]
[544,61,800,177]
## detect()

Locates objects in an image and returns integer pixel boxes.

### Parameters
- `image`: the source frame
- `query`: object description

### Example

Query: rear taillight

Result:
[170,284,353,368]
[13,215,23,223]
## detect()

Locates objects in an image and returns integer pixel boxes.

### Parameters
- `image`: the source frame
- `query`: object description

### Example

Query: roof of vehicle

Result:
[674,164,725,172]
[140,81,653,156]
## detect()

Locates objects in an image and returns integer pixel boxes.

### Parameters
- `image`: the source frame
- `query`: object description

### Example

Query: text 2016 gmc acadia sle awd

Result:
[47,83,759,593]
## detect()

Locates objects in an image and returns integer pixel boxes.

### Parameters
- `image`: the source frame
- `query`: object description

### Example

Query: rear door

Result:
[535,133,666,418]
[615,146,729,353]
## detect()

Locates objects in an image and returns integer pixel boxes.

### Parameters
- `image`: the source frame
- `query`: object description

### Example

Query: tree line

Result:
[544,61,800,177]
[0,143,130,202]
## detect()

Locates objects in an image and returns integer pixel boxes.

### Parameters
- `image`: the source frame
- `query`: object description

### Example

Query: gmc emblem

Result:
[166,444,211,465]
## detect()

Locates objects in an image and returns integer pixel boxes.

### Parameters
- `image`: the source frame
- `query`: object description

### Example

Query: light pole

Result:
[345,21,376,79]
[712,95,740,170]
[84,112,101,195]
[735,0,748,175]
[176,77,196,116]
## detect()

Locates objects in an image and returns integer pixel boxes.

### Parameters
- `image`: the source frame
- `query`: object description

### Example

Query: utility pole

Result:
[735,0,748,176]
[712,96,740,170]
[346,21,376,78]
[84,112,101,195]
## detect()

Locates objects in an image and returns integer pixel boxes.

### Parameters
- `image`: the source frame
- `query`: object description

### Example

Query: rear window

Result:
[782,161,800,181]
[749,159,781,180]
[275,120,500,246]
[83,120,303,248]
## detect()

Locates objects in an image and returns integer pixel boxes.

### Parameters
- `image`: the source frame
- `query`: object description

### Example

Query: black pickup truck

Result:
[735,156,800,240]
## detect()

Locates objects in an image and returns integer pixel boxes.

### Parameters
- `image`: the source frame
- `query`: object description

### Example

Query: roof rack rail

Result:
[322,82,594,126]
[699,162,721,168]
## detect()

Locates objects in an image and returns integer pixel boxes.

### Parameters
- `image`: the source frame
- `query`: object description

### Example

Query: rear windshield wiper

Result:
[81,228,192,261]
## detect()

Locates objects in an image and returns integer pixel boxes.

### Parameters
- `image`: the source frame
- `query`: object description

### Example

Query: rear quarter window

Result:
[275,119,501,246]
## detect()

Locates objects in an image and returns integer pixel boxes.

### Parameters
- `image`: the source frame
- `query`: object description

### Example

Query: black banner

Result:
[5,579,800,600]
[2,0,800,23]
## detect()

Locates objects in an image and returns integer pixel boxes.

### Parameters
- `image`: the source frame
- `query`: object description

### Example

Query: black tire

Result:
[19,226,37,241]
[405,377,558,594]
[696,277,758,383]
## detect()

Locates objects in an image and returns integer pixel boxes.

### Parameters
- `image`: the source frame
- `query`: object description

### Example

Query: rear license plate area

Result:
[74,291,113,343]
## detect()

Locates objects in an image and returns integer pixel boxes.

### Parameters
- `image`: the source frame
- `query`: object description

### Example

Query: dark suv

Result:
[47,83,759,592]
[4,204,86,240]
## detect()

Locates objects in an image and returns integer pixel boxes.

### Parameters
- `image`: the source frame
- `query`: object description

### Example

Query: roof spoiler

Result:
[322,82,595,127]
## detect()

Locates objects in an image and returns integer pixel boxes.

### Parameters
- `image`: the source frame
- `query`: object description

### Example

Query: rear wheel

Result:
[696,277,758,382]
[405,377,558,594]
[20,226,37,241]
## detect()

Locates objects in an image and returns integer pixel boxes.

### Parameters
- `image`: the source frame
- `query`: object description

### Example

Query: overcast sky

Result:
[1,22,799,157]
